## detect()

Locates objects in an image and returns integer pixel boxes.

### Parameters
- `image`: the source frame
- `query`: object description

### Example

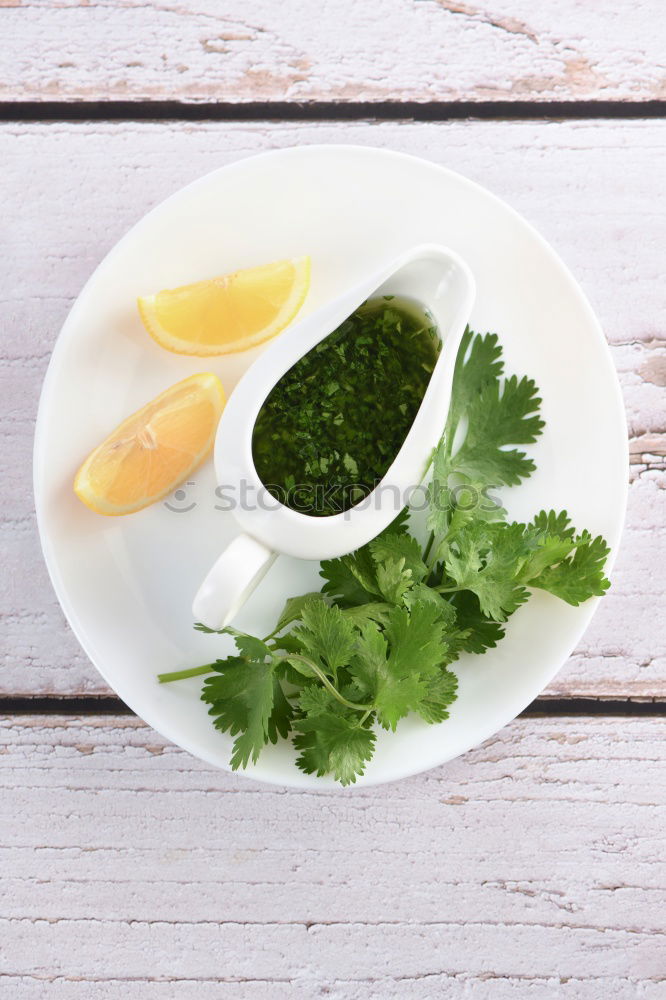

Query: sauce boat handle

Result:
[192,533,277,631]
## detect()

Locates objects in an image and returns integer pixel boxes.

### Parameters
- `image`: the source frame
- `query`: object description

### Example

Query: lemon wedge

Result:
[137,256,310,356]
[74,373,225,515]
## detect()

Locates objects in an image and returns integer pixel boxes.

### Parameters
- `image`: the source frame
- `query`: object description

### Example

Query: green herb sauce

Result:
[252,296,440,517]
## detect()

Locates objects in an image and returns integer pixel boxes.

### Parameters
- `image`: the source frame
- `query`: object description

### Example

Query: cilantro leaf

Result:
[515,526,578,583]
[349,620,427,730]
[384,601,450,678]
[416,668,459,724]
[274,592,327,634]
[451,374,544,486]
[291,599,357,674]
[319,509,413,607]
[349,603,450,731]
[428,475,506,542]
[293,688,376,786]
[341,602,393,628]
[528,531,611,606]
[319,547,379,606]
[428,330,542,543]
[202,646,292,770]
[449,591,505,654]
[441,521,529,621]
[370,532,428,584]
[374,557,415,605]
[448,328,503,434]
[224,630,275,662]
[530,509,575,540]
[403,583,457,625]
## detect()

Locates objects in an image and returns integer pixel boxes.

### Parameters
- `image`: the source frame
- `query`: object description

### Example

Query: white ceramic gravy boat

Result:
[193,243,475,629]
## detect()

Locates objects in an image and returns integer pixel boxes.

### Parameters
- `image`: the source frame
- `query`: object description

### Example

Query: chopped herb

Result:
[252,297,440,516]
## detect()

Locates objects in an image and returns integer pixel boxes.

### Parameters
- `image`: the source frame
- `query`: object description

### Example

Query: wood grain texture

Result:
[1,0,666,105]
[0,714,664,997]
[2,119,664,698]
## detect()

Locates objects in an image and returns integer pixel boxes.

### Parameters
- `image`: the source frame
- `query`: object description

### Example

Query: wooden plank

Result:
[0,714,664,997]
[1,119,664,698]
[1,0,665,105]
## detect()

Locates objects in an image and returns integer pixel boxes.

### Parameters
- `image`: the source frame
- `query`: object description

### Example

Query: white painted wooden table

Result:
[1,3,665,996]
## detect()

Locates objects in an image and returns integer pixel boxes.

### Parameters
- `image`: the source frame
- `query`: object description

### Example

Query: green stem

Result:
[433,585,459,594]
[422,531,435,563]
[158,664,215,684]
[158,653,372,715]
[276,653,372,713]
[426,523,457,572]
[426,540,443,572]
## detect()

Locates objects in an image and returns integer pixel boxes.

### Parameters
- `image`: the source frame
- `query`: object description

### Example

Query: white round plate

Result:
[34,145,627,789]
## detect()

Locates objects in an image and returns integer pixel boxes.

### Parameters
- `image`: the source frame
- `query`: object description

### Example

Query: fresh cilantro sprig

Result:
[158,329,611,785]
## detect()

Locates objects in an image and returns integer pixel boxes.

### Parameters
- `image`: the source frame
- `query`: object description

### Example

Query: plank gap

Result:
[1,696,665,718]
[2,99,666,123]
[0,697,134,716]
[523,697,666,717]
